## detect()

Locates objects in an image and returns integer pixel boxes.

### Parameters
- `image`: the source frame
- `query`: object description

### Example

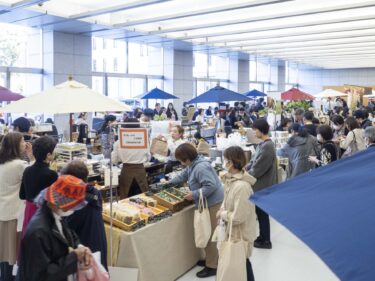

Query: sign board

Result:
[119,128,148,149]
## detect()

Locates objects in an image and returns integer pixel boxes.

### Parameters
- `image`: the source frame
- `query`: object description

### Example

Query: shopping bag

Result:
[194,189,212,248]
[77,252,110,281]
[217,218,247,281]
[150,137,168,156]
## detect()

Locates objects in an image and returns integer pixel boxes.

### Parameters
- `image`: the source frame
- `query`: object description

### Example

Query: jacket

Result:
[17,203,79,281]
[20,161,58,201]
[67,186,108,270]
[0,159,27,221]
[169,156,224,208]
[277,135,320,178]
[247,140,277,192]
[361,119,372,129]
[220,171,258,257]
[340,128,366,157]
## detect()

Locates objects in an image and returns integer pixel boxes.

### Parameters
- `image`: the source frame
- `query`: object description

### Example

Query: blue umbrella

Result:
[140,87,179,100]
[251,148,375,281]
[187,85,249,104]
[243,89,267,97]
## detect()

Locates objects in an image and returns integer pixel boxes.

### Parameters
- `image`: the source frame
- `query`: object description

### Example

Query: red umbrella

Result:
[281,88,315,101]
[0,86,24,102]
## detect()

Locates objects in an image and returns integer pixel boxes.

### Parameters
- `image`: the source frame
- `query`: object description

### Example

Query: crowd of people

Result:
[0,132,107,281]
[1,96,375,281]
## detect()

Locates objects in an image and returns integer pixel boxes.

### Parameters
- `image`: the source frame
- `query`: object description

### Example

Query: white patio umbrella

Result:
[0,78,131,140]
[0,78,131,114]
[315,89,348,98]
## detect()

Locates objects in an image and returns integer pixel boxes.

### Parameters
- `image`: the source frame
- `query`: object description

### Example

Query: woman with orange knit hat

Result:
[17,175,93,281]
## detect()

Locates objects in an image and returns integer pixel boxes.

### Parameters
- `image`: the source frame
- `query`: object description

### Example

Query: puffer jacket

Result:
[220,171,258,257]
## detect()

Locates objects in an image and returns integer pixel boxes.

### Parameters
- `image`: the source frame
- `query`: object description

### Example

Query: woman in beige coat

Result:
[216,146,258,281]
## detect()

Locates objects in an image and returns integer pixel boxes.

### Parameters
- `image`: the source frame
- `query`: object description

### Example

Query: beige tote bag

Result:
[194,189,212,248]
[217,217,247,281]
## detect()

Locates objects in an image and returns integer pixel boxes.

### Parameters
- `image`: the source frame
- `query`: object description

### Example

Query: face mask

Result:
[317,134,324,143]
[333,125,341,130]
[223,159,230,171]
[57,209,74,217]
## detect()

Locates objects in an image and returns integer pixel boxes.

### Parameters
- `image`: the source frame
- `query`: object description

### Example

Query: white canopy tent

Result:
[315,89,348,98]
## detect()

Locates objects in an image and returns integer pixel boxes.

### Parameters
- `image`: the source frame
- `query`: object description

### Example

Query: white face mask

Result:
[223,159,230,171]
[317,134,324,143]
[333,125,341,131]
[57,209,74,217]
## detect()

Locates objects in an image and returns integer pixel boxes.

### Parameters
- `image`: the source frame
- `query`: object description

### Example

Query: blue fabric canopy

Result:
[140,87,178,100]
[251,147,375,281]
[243,89,267,97]
[187,85,249,104]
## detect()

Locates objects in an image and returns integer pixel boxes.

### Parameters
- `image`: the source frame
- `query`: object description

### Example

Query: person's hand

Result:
[74,247,93,269]
[25,142,34,161]
[184,191,193,201]
[308,156,319,165]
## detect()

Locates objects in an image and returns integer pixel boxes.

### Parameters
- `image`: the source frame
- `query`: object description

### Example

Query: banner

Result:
[119,128,148,149]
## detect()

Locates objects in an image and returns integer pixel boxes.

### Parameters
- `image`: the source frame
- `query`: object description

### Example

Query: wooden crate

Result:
[102,213,146,232]
[153,193,185,212]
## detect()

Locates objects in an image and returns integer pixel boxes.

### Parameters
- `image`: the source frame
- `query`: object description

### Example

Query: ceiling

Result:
[1,0,375,69]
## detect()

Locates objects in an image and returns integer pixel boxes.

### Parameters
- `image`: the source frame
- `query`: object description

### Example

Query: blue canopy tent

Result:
[187,85,249,104]
[140,87,179,100]
[138,87,179,109]
[251,148,375,281]
[243,89,267,97]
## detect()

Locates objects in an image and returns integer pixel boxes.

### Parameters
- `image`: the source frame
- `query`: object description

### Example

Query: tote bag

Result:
[217,218,247,281]
[194,189,212,248]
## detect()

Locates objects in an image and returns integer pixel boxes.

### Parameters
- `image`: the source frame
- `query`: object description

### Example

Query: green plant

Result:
[285,101,310,112]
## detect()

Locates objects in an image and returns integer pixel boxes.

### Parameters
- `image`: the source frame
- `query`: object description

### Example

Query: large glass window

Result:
[92,76,104,95]
[128,43,163,75]
[0,23,41,68]
[285,62,299,84]
[92,37,126,73]
[193,52,229,80]
[10,73,42,97]
[107,77,145,100]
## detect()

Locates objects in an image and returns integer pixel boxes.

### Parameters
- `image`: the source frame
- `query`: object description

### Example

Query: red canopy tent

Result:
[281,88,315,101]
[0,86,24,102]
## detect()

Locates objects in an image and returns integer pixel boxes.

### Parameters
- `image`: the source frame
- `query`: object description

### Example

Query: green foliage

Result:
[285,101,310,112]
[0,29,24,66]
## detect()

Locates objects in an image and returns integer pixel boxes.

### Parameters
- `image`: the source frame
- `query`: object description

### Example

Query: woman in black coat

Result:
[62,160,108,270]
[17,175,92,281]
[309,125,338,167]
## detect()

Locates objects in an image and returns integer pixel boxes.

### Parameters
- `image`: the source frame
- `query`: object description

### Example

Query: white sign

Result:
[119,128,148,149]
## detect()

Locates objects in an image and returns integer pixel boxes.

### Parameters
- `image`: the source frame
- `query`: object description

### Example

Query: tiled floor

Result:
[177,219,339,281]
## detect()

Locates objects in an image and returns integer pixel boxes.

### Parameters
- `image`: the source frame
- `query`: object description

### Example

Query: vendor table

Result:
[107,205,201,281]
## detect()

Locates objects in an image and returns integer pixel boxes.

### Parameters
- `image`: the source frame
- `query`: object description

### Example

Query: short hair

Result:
[252,119,270,135]
[317,125,334,141]
[303,111,314,121]
[365,126,375,143]
[312,117,320,125]
[295,108,304,116]
[175,143,198,162]
[345,116,360,131]
[155,103,161,107]
[0,132,23,164]
[363,109,370,119]
[174,125,184,136]
[32,136,57,162]
[331,115,344,125]
[60,160,89,183]
[292,123,308,137]
[224,146,247,170]
[13,117,31,133]
[281,118,291,127]
[353,110,364,120]
[123,118,140,128]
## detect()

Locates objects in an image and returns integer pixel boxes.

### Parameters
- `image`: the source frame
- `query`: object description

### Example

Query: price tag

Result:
[119,128,148,149]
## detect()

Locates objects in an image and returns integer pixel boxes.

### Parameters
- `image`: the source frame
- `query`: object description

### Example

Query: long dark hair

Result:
[99,115,116,133]
[0,132,23,164]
